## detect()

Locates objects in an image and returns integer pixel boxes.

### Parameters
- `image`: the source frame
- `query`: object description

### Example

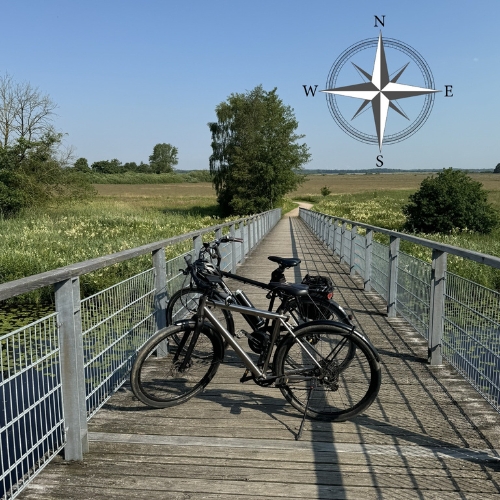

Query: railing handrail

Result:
[0,211,275,301]
[299,208,500,269]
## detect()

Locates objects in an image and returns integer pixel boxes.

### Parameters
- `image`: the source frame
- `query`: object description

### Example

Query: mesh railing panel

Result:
[334,227,342,253]
[353,233,366,277]
[443,273,500,411]
[1,314,64,500]
[371,240,390,301]
[219,241,232,272]
[81,269,156,418]
[396,251,431,339]
[342,228,351,263]
[235,227,242,264]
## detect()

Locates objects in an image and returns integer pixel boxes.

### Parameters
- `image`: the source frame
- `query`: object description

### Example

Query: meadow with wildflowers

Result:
[310,187,500,291]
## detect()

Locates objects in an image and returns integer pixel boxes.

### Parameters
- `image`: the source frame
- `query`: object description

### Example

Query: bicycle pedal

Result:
[235,329,246,339]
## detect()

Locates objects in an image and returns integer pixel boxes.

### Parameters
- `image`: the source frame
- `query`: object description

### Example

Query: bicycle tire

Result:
[166,287,235,336]
[273,322,381,421]
[130,322,224,408]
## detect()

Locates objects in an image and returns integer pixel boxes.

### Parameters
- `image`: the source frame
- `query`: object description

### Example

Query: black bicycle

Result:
[166,237,354,354]
[130,254,382,438]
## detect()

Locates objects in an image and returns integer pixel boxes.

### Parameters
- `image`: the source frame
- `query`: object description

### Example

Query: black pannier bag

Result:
[301,274,335,300]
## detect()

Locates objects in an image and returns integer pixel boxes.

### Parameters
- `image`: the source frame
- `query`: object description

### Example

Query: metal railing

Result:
[0,208,281,500]
[300,208,500,415]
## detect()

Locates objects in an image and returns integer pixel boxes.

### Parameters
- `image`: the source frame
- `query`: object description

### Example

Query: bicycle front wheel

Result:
[130,323,224,408]
[273,323,381,421]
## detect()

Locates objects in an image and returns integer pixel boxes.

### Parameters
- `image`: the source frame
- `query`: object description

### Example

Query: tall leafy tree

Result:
[149,143,178,173]
[494,163,500,173]
[208,85,309,215]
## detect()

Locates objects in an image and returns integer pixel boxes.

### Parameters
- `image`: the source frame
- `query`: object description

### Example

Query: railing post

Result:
[249,218,254,250]
[240,222,247,264]
[429,249,446,365]
[387,236,400,317]
[193,234,202,258]
[230,223,237,271]
[340,222,346,264]
[152,248,167,331]
[332,219,337,254]
[350,225,357,276]
[55,276,88,461]
[364,229,373,291]
[153,248,168,356]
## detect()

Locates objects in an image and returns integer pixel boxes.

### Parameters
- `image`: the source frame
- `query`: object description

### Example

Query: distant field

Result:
[94,182,217,210]
[291,172,500,199]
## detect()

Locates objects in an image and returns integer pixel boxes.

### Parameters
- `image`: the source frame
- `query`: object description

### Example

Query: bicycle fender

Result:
[282,319,380,362]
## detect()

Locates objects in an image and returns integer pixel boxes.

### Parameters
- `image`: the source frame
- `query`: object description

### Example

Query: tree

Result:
[0,73,57,147]
[136,161,151,173]
[122,161,138,172]
[321,186,331,197]
[149,143,178,173]
[91,159,122,174]
[0,133,94,217]
[74,157,90,172]
[402,168,498,234]
[208,85,309,215]
[494,163,500,173]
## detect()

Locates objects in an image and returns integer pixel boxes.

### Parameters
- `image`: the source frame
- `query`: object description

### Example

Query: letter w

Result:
[303,85,318,96]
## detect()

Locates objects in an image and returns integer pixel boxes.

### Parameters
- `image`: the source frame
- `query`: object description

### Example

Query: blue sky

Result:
[1,0,498,171]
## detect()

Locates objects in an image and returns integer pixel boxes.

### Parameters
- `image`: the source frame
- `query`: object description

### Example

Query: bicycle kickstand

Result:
[296,378,317,441]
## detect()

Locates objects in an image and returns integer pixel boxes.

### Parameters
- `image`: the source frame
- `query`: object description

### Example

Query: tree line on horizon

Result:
[73,142,179,175]
[1,71,498,235]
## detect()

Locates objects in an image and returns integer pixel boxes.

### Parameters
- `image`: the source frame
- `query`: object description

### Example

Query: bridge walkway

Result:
[17,206,500,500]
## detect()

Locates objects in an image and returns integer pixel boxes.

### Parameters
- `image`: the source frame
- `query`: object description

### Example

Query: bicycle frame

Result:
[195,294,323,382]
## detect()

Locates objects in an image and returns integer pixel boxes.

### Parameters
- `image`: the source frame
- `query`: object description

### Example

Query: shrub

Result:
[402,168,498,234]
[320,186,331,196]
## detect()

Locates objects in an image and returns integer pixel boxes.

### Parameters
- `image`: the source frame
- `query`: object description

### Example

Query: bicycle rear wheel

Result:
[273,323,381,421]
[130,323,224,408]
[286,296,351,325]
[282,298,356,370]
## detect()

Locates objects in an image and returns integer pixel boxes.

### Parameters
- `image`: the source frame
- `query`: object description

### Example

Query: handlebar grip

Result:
[221,237,244,243]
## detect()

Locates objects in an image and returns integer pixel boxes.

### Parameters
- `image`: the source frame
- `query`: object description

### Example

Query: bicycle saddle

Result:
[268,282,309,297]
[268,256,301,268]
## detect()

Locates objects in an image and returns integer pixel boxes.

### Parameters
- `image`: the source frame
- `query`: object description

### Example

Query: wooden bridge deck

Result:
[18,206,500,500]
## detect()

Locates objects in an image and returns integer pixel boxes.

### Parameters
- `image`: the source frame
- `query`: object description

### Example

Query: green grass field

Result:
[2,172,500,334]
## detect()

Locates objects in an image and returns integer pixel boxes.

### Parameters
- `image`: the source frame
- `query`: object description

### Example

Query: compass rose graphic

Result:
[322,32,439,152]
